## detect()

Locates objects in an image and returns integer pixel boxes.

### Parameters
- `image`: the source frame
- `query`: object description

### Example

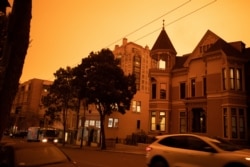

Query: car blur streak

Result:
[146,133,250,167]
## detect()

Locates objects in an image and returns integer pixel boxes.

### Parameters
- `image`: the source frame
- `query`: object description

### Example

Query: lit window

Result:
[132,100,141,112]
[230,68,235,90]
[108,118,119,128]
[108,118,113,128]
[89,120,95,126]
[151,112,156,130]
[236,68,242,90]
[85,120,89,127]
[159,112,166,131]
[96,121,100,128]
[114,119,119,128]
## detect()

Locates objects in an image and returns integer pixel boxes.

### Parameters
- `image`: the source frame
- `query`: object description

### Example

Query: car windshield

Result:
[15,145,68,166]
[208,137,242,151]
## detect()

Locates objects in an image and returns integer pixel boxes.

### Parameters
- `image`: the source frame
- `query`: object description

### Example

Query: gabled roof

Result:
[207,38,241,57]
[151,28,177,54]
[173,55,189,69]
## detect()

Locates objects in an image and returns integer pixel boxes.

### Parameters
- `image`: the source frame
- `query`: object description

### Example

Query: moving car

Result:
[0,140,78,167]
[27,127,60,143]
[146,133,250,167]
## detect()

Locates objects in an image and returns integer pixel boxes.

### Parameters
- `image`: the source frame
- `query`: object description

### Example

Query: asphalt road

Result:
[61,147,147,167]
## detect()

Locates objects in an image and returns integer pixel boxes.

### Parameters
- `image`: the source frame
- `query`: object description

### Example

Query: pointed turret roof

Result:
[151,27,177,55]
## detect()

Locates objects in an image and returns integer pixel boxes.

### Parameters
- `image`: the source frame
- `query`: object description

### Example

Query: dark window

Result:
[159,136,188,149]
[239,109,245,139]
[203,77,206,96]
[192,108,206,133]
[160,83,166,99]
[222,68,227,90]
[231,108,237,138]
[133,55,141,90]
[223,108,228,138]
[191,79,195,97]
[180,82,186,99]
[137,120,140,129]
[152,83,156,99]
[187,136,216,153]
[180,112,187,133]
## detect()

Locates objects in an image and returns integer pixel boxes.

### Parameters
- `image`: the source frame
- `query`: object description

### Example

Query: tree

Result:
[74,49,137,149]
[42,67,79,146]
[0,0,32,140]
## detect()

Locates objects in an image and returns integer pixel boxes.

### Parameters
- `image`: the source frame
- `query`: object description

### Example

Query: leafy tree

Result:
[0,0,32,140]
[42,67,79,145]
[74,49,137,149]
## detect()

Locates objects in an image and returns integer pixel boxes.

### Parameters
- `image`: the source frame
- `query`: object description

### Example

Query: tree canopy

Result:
[73,49,137,149]
[42,67,79,145]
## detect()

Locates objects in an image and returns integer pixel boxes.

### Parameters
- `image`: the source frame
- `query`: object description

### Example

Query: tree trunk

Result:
[62,108,67,146]
[100,113,106,150]
[0,0,32,140]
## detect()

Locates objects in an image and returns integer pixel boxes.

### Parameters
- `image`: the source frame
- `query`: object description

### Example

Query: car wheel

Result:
[150,158,168,167]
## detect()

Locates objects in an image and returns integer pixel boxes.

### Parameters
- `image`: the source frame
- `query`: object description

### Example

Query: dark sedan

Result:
[0,140,79,167]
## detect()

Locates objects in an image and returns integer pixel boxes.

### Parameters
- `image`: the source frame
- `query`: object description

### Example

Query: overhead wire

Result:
[106,0,192,48]
[134,0,217,42]
[46,0,217,81]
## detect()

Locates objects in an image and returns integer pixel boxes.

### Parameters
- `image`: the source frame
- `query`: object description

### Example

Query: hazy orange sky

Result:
[17,0,250,82]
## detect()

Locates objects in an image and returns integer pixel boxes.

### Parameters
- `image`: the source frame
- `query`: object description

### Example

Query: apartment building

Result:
[10,78,53,132]
[78,38,152,145]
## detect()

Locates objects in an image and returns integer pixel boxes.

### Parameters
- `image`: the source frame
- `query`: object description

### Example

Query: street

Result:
[61,147,146,167]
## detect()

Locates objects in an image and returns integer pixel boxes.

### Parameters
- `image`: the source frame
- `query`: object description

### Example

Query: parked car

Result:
[146,133,250,167]
[0,140,79,167]
[10,130,28,138]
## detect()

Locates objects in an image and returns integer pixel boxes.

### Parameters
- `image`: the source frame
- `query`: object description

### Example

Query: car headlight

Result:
[42,138,48,143]
[245,157,250,161]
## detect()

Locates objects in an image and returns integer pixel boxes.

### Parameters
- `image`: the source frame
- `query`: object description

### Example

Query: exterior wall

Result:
[11,78,52,131]
[105,91,149,140]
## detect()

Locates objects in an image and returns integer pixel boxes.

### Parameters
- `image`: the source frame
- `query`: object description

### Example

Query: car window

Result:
[15,145,68,166]
[158,136,188,149]
[187,136,216,153]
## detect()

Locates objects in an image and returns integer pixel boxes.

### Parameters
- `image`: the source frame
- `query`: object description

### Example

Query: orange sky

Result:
[17,0,250,82]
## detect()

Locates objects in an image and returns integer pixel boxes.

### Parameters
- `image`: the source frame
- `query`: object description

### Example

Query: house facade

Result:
[148,27,250,144]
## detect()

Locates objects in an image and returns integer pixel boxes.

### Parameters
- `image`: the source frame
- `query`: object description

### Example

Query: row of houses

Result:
[10,27,250,145]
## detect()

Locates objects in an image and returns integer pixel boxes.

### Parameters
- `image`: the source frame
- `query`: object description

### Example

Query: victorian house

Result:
[149,27,250,143]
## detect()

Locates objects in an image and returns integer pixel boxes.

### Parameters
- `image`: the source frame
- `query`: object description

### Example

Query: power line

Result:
[134,0,217,43]
[106,0,192,48]
[46,0,217,82]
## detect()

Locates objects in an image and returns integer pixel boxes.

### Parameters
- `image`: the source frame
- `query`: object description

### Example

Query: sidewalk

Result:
[61,143,147,155]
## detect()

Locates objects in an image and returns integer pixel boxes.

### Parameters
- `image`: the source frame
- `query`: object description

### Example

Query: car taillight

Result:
[146,146,152,152]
